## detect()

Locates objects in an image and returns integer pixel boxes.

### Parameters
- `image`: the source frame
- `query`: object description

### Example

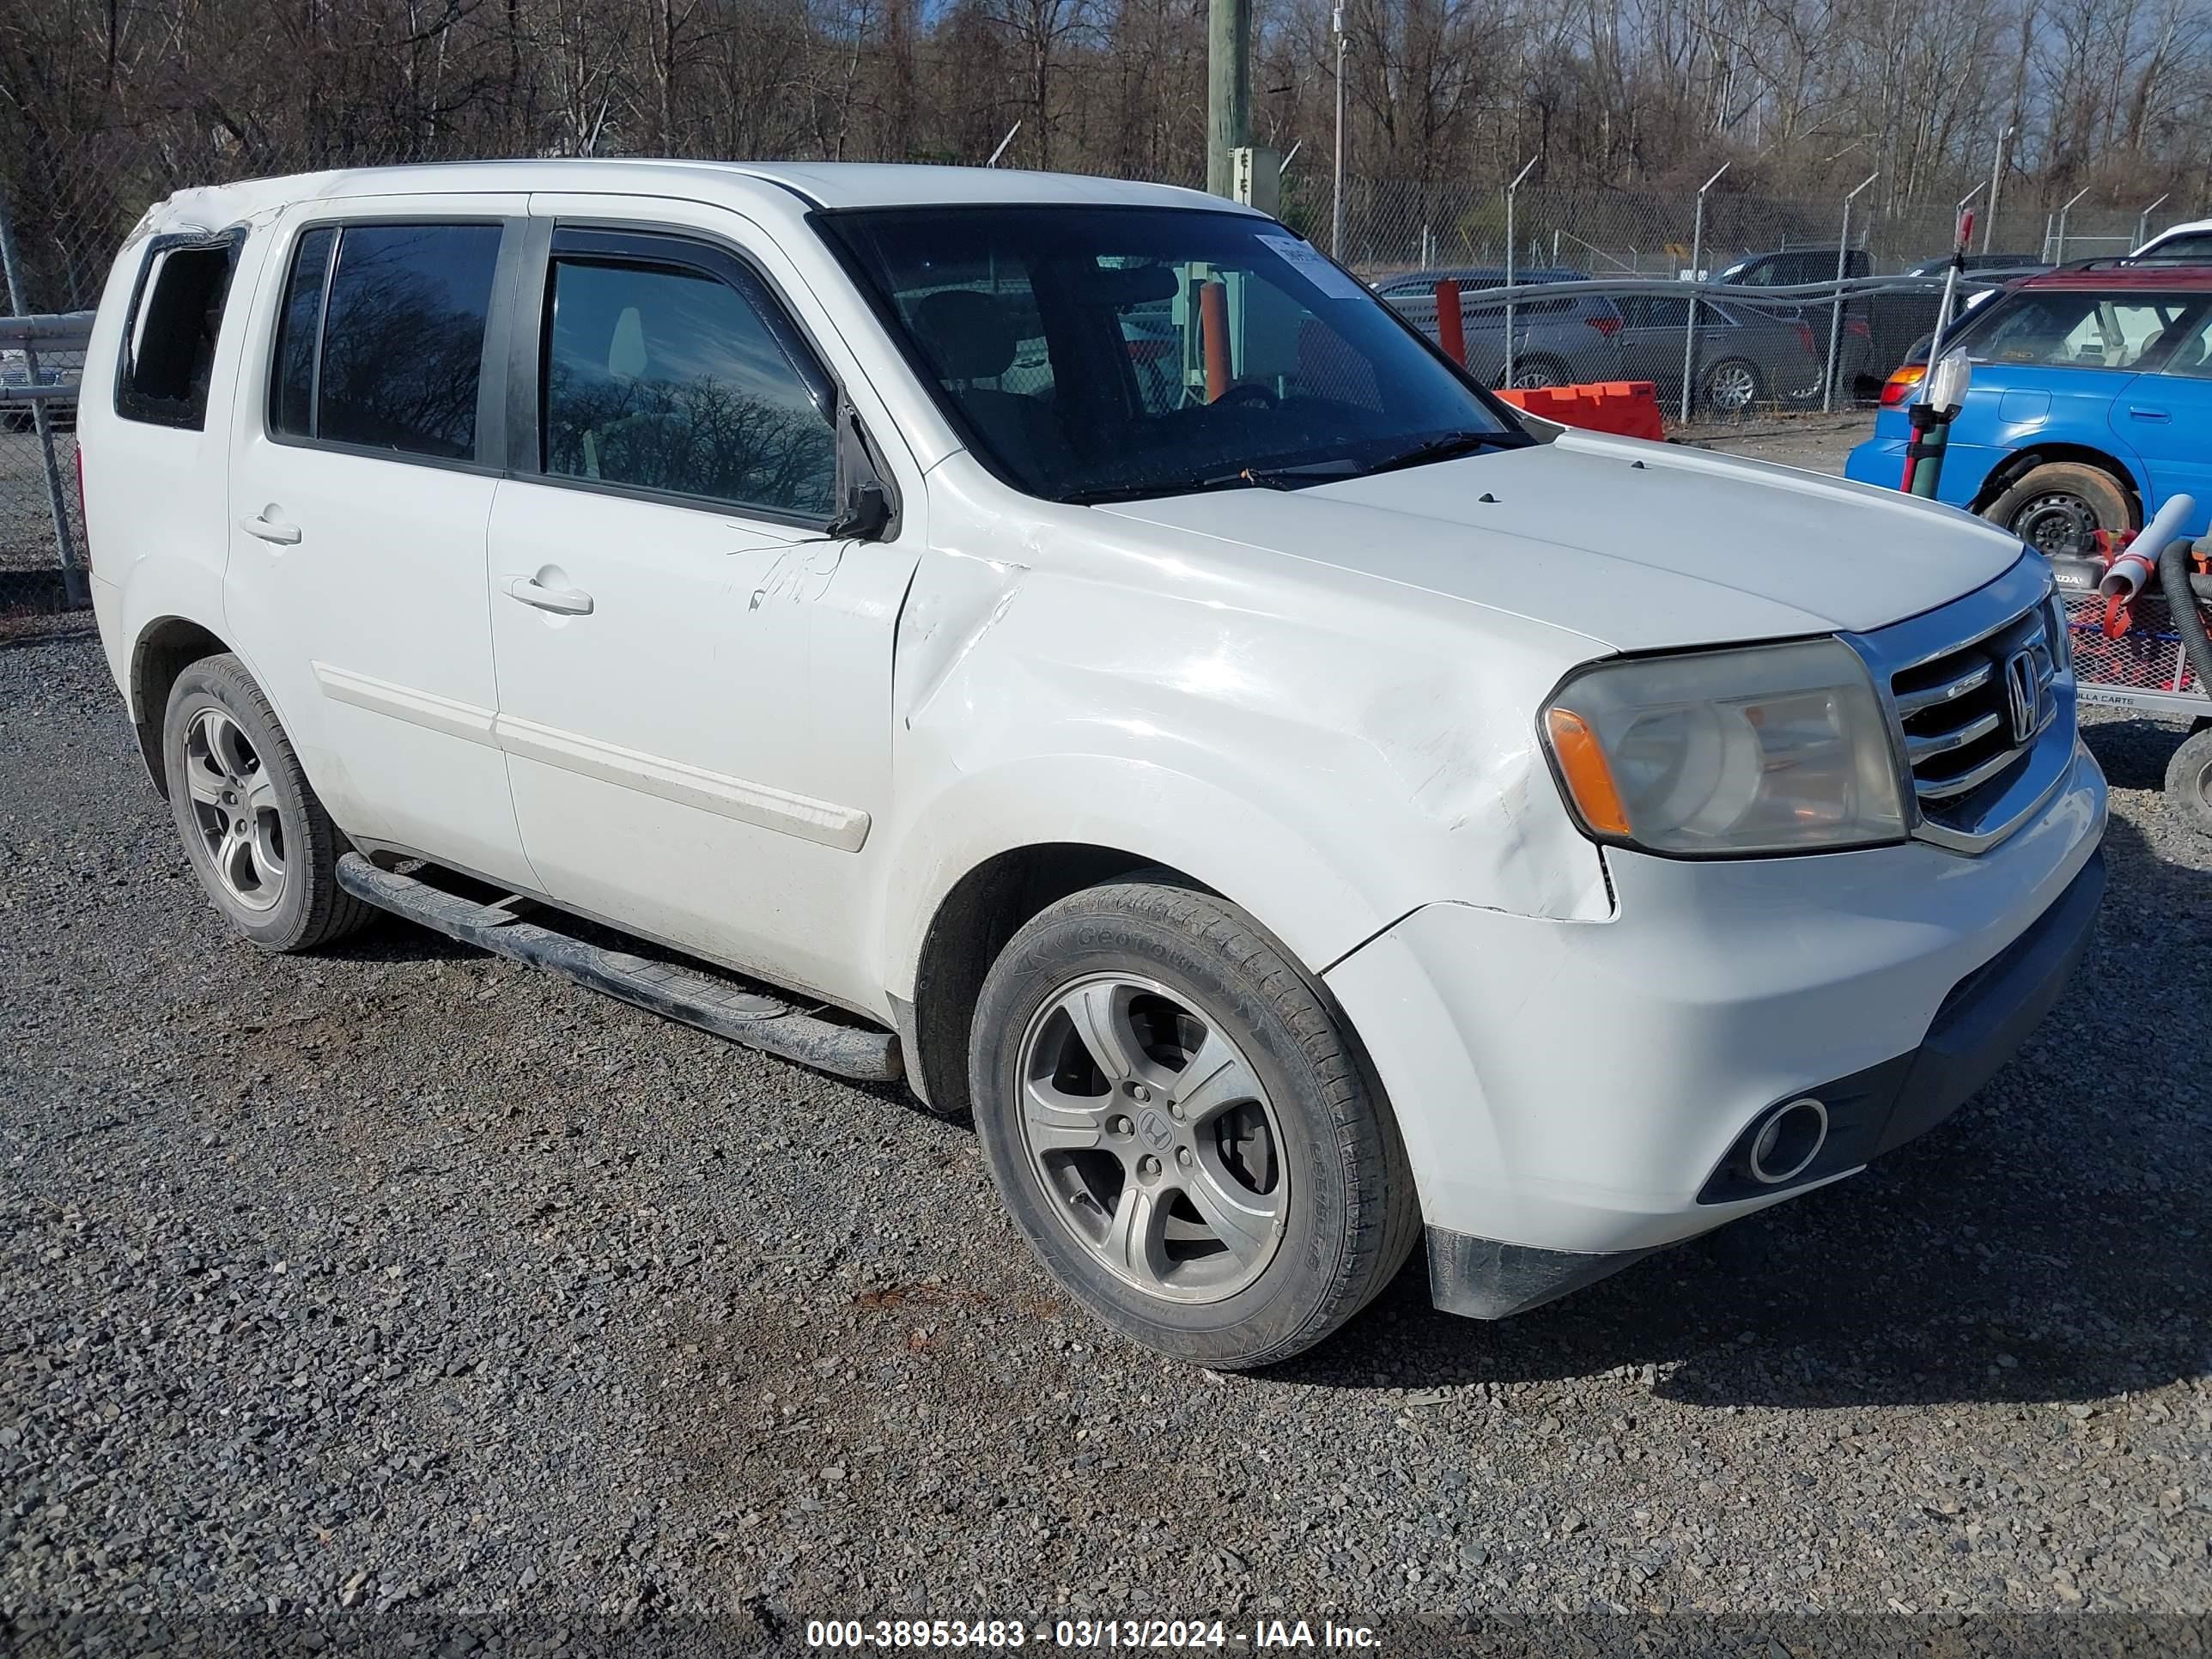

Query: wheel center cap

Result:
[1137,1109,1175,1152]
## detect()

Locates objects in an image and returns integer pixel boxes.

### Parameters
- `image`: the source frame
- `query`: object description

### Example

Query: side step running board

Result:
[336,854,902,1083]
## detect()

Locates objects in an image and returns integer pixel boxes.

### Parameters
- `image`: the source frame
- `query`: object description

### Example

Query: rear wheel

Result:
[969,880,1419,1368]
[163,654,373,952]
[1984,462,2136,558]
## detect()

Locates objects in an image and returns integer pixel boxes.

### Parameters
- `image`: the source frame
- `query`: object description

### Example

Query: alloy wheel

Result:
[1017,974,1287,1304]
[182,708,287,912]
[1706,362,1759,411]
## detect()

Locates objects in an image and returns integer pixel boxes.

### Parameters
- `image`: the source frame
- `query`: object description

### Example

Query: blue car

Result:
[1845,264,2212,557]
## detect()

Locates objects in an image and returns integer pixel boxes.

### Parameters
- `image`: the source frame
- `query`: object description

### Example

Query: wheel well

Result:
[1969,444,2143,521]
[130,617,232,797]
[905,843,1200,1116]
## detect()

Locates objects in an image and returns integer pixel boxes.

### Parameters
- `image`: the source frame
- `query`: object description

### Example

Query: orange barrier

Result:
[1496,380,1664,441]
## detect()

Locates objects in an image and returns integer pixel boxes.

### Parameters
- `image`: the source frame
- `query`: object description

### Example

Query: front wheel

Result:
[1984,462,2136,558]
[1505,355,1569,391]
[969,880,1419,1368]
[163,654,374,952]
[1702,357,1763,416]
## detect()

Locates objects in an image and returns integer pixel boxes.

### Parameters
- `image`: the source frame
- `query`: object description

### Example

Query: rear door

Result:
[1613,294,1694,389]
[2110,304,2212,535]
[224,198,536,888]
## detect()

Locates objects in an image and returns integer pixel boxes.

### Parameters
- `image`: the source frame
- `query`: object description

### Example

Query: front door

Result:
[225,198,536,888]
[485,205,922,1012]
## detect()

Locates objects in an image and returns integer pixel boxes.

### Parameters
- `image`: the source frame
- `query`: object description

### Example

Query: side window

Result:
[2151,311,2212,379]
[2140,232,2212,264]
[318,224,501,459]
[1622,296,1692,330]
[1975,295,2184,368]
[270,226,336,439]
[267,222,499,459]
[542,256,837,520]
[116,237,240,428]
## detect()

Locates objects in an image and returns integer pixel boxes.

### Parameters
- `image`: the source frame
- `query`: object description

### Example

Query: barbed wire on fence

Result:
[1338,177,2186,282]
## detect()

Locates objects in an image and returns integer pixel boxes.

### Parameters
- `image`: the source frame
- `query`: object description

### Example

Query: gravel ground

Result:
[1674,411,1877,474]
[3,633,2209,1653]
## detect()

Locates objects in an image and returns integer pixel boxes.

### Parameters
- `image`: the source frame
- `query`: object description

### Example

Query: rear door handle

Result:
[240,512,302,545]
[2128,406,2173,422]
[506,574,594,616]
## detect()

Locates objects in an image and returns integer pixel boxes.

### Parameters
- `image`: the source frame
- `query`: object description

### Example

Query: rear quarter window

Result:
[114,233,245,428]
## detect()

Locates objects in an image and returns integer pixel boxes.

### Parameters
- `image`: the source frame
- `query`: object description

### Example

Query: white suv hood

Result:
[1097,428,2026,653]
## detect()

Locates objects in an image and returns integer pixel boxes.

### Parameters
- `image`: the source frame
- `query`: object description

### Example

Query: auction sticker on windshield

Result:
[1260,234,1369,301]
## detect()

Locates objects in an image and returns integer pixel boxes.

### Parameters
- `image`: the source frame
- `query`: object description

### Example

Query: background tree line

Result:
[3,0,2208,304]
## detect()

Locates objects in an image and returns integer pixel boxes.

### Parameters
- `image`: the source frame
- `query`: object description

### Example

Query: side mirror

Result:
[827,396,898,541]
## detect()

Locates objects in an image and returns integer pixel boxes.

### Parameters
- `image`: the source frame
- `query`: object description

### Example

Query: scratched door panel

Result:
[485,475,913,1013]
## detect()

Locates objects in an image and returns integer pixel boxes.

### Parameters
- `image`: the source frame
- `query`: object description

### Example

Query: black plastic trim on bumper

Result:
[1698,844,2106,1203]
[1428,845,2106,1322]
[1426,1230,1656,1321]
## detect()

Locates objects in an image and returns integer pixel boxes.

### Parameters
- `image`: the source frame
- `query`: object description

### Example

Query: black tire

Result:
[1504,355,1570,391]
[2166,727,2212,839]
[969,879,1419,1368]
[162,654,374,952]
[1984,462,2136,558]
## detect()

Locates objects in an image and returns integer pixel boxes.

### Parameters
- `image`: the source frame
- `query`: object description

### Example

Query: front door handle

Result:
[2128,405,2173,422]
[506,574,594,616]
[240,512,302,545]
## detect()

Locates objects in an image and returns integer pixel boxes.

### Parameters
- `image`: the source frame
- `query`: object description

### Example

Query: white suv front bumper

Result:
[1324,738,2107,1318]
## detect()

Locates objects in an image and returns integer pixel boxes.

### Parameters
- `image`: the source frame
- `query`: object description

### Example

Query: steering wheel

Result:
[1212,381,1279,410]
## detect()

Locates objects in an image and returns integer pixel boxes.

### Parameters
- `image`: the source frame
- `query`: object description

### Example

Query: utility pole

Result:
[1330,4,1347,256]
[1207,0,1252,199]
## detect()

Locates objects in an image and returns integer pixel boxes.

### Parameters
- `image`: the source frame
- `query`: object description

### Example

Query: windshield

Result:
[818,204,1522,504]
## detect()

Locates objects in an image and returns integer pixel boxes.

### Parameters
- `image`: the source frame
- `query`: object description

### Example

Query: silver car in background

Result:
[1612,294,1828,413]
[1377,266,1625,388]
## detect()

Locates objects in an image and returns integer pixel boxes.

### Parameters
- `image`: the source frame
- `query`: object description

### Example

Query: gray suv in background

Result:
[1377,267,1624,388]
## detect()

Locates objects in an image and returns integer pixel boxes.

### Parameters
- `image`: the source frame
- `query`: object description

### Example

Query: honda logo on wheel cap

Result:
[2002,647,2039,744]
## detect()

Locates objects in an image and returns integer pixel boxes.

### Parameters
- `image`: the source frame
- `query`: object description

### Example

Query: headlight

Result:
[1541,638,1907,856]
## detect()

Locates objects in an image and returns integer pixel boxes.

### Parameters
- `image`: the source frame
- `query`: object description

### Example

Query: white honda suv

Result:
[80,161,2106,1366]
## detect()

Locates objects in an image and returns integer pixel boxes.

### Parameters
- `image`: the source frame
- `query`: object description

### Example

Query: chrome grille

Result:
[1890,599,2058,828]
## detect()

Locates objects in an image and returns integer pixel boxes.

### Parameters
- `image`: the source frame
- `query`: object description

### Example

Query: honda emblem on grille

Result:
[2002,647,2039,744]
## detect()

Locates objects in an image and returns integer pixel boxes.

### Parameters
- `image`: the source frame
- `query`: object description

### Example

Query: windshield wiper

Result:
[1066,459,1359,505]
[1359,428,1529,478]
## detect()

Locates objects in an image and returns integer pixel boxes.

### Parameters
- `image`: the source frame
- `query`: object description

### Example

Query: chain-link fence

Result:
[0,155,2193,641]
[0,189,90,639]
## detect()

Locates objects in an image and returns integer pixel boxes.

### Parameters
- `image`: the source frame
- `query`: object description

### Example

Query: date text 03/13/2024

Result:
[802,1618,1384,1649]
